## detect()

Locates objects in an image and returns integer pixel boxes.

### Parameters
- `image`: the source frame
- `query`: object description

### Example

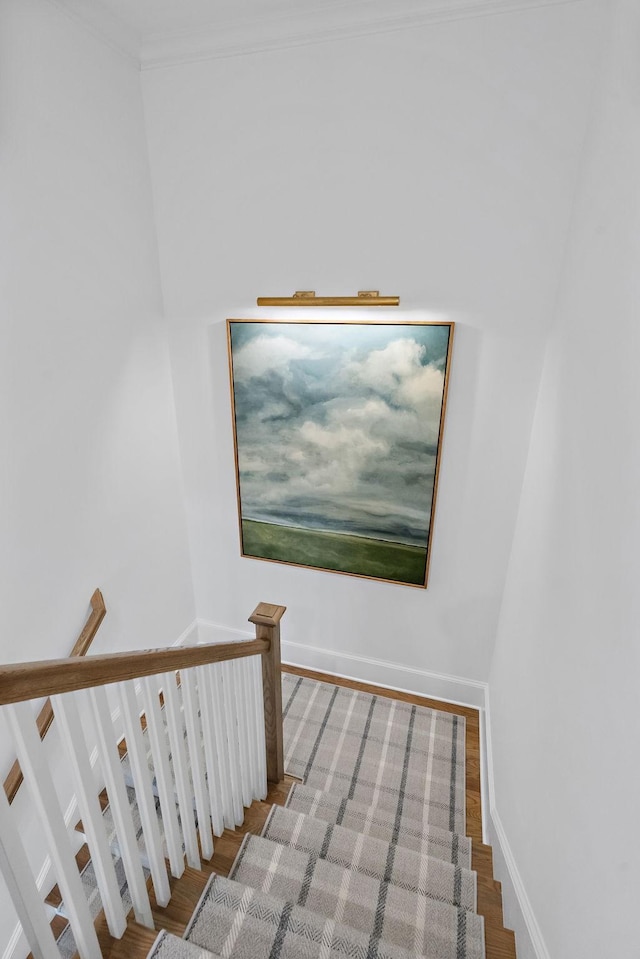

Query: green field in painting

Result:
[242,519,427,586]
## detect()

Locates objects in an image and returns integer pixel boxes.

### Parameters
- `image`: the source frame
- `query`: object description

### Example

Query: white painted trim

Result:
[489,809,551,959]
[478,705,490,842]
[140,0,585,70]
[484,685,497,813]
[1,924,24,959]
[172,620,199,647]
[280,637,487,710]
[197,619,487,703]
[45,0,587,74]
[196,620,255,644]
[484,685,550,959]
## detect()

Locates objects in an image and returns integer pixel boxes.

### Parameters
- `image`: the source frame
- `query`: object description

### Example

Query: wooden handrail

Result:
[4,588,107,804]
[0,600,287,790]
[71,588,107,659]
[0,638,269,706]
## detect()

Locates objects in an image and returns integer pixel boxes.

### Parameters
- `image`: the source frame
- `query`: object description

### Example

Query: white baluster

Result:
[204,664,236,829]
[251,655,268,799]
[0,778,60,959]
[89,685,153,928]
[5,701,101,959]
[235,658,253,806]
[180,669,213,859]
[161,672,201,868]
[141,676,184,879]
[51,691,127,938]
[186,667,223,839]
[220,660,244,822]
[118,681,170,907]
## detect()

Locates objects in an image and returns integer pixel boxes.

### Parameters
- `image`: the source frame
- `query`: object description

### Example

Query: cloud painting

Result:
[227,321,453,587]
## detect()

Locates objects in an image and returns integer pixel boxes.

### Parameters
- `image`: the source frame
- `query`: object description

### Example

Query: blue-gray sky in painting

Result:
[229,322,451,547]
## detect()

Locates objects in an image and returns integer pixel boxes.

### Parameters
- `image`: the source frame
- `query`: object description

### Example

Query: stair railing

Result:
[0,601,286,959]
[3,588,106,805]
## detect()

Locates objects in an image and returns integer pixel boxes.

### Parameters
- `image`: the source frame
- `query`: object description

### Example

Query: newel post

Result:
[249,603,286,783]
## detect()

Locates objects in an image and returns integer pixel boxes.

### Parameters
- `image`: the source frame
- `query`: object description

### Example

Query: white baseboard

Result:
[484,687,549,959]
[173,620,199,646]
[280,638,488,711]
[196,618,487,707]
[488,809,550,959]
[1,925,24,959]
[196,620,254,644]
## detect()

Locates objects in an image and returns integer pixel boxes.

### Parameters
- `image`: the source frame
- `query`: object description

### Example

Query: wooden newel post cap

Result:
[248,603,287,627]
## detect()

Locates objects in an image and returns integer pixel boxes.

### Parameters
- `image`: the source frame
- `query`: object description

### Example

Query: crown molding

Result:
[47,0,141,66]
[140,0,584,71]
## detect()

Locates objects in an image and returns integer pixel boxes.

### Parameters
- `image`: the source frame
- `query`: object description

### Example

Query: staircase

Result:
[85,672,513,959]
[0,603,516,959]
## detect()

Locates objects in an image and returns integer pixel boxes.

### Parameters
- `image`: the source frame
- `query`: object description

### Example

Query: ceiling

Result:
[56,0,579,68]
[93,0,350,39]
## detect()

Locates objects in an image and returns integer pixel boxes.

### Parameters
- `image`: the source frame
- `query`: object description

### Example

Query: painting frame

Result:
[227,318,454,588]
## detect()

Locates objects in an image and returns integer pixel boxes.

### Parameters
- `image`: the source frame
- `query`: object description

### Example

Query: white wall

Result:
[0,3,195,950]
[0,0,196,664]
[142,2,605,685]
[488,1,640,956]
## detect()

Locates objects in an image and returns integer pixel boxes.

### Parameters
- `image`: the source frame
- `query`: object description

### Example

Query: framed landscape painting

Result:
[227,319,454,587]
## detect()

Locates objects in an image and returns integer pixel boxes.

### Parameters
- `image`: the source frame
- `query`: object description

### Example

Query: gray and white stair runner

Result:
[229,833,483,959]
[185,873,439,959]
[284,782,471,868]
[260,804,476,910]
[145,673,484,959]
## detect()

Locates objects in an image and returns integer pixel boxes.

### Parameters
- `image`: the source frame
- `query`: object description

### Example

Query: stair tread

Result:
[286,783,472,868]
[147,930,220,959]
[282,674,466,834]
[184,873,449,959]
[230,834,484,959]
[262,804,477,911]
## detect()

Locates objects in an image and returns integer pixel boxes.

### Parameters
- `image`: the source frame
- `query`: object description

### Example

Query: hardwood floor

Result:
[76,665,515,959]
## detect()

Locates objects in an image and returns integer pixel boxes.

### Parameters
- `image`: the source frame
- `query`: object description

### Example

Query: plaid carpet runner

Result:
[285,783,472,868]
[282,675,467,835]
[185,874,439,959]
[142,673,484,959]
[260,805,476,910]
[229,834,483,958]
